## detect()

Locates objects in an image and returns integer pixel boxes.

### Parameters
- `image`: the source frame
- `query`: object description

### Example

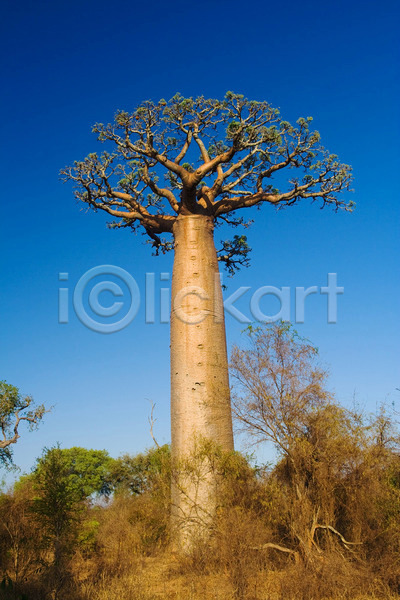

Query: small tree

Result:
[0,381,46,468]
[47,446,114,499]
[31,447,86,598]
[62,93,353,547]
[0,478,42,596]
[230,322,331,455]
[230,323,400,579]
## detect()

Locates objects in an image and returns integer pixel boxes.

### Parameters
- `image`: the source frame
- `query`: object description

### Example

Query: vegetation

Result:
[61,93,353,544]
[0,381,46,468]
[1,325,399,599]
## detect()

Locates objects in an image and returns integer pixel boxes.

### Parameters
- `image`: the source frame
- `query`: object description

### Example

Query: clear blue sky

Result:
[1,0,399,480]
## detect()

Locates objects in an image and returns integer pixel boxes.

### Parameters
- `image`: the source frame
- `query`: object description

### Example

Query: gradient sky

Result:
[1,0,399,482]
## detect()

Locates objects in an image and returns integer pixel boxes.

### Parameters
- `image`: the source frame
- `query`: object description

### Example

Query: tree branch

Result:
[148,401,160,448]
[0,383,47,454]
[62,93,353,233]
[251,542,300,562]
[314,525,363,547]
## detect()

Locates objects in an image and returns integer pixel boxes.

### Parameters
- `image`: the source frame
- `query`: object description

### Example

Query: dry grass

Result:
[76,552,400,600]
[2,438,400,600]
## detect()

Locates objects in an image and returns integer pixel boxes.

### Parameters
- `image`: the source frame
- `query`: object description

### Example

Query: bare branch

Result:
[175,130,193,164]
[251,542,300,562]
[314,525,363,547]
[148,401,160,448]
[142,162,179,213]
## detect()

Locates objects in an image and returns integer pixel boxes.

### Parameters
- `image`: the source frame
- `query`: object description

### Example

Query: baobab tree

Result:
[61,92,353,548]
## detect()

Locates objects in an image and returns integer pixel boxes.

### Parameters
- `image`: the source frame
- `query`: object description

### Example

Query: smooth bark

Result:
[170,215,234,547]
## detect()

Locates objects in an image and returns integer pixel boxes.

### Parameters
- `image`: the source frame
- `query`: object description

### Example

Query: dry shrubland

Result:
[1,325,399,600]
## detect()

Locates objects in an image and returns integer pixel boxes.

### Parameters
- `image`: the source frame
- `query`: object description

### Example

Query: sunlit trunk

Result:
[170,214,234,549]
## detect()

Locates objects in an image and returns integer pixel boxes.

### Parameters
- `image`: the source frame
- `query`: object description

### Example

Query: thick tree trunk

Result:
[170,214,234,549]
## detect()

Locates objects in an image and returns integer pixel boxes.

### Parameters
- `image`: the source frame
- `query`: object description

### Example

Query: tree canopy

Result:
[0,381,46,468]
[106,445,170,495]
[61,92,353,264]
[34,446,113,501]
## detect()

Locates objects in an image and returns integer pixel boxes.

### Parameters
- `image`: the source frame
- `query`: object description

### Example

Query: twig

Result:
[148,401,160,448]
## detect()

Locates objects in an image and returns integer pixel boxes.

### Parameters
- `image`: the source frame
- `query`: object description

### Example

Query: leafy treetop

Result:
[0,381,46,468]
[61,92,353,265]
[34,446,114,500]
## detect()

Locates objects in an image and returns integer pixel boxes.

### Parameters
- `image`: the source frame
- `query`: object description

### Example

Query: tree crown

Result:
[34,446,113,500]
[0,381,46,468]
[61,92,353,264]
